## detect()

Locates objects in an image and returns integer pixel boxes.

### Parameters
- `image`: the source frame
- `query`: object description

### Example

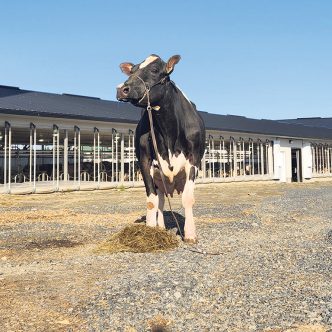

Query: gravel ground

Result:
[0,180,331,332]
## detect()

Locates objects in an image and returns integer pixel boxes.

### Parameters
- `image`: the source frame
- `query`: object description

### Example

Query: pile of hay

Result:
[98,224,179,253]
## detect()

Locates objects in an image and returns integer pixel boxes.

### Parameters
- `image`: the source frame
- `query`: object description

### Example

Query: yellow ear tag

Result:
[152,106,160,111]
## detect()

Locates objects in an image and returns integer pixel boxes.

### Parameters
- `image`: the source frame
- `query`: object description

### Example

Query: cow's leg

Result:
[146,191,158,227]
[157,188,165,228]
[140,163,158,227]
[182,165,197,243]
[137,131,159,227]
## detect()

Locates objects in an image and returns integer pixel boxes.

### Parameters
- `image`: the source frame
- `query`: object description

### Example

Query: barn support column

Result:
[8,124,12,193]
[111,129,116,182]
[33,124,36,192]
[120,133,125,185]
[231,137,236,177]
[221,137,225,179]
[319,145,322,173]
[93,127,100,188]
[260,140,264,175]
[128,133,131,182]
[314,145,317,174]
[29,124,33,184]
[53,127,55,188]
[130,130,135,184]
[212,137,215,179]
[314,145,318,174]
[128,130,133,183]
[322,145,325,172]
[268,141,273,176]
[93,129,96,183]
[311,145,314,174]
[73,127,77,184]
[202,153,206,180]
[74,126,80,188]
[257,139,261,175]
[219,136,223,178]
[115,133,119,182]
[264,141,269,175]
[64,130,68,182]
[249,139,254,175]
[228,139,232,177]
[3,122,9,189]
[97,128,100,188]
[53,125,59,191]
[241,138,245,177]
[207,136,212,179]
[208,135,214,180]
[77,127,81,189]
[56,127,60,191]
[5,122,12,194]
[325,145,328,173]
[326,145,329,173]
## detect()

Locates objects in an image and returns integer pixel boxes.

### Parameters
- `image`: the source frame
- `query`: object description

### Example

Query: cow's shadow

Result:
[134,211,185,236]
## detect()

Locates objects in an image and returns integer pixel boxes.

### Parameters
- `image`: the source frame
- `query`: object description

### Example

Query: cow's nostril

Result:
[122,86,130,95]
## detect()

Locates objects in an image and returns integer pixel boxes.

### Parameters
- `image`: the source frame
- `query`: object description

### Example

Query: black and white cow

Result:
[116,54,205,243]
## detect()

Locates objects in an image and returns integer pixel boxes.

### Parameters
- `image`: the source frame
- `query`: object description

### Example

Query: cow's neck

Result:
[151,83,186,148]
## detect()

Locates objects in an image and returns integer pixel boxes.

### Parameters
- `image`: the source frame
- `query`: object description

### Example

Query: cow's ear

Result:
[119,62,134,76]
[165,55,181,74]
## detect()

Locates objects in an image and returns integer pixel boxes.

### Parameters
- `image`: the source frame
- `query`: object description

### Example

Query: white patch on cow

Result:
[182,178,196,241]
[139,55,159,69]
[174,84,191,104]
[150,165,154,178]
[117,82,124,89]
[154,151,187,183]
[146,193,158,227]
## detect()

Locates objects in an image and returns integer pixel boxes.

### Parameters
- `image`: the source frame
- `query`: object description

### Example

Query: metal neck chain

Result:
[134,75,168,108]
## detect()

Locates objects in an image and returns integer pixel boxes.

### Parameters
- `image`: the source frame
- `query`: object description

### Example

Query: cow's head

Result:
[116,54,181,107]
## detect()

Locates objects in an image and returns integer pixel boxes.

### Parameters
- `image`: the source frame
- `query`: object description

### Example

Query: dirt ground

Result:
[0,180,331,332]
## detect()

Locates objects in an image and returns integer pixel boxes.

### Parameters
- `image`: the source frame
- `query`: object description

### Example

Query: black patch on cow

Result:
[189,166,197,182]
[153,168,186,196]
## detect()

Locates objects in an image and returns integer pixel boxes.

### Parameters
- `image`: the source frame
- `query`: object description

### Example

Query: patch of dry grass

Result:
[98,224,179,253]
[147,314,172,332]
[0,209,141,226]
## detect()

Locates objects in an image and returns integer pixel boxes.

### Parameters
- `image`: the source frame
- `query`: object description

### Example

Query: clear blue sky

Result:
[1,0,331,119]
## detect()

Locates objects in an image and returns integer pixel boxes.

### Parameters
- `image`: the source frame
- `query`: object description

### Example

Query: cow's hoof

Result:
[184,238,198,245]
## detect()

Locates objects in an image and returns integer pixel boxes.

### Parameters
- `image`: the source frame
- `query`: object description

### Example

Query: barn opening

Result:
[291,148,302,182]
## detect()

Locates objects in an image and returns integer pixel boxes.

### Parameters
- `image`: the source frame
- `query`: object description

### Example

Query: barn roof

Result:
[277,117,332,130]
[0,85,332,140]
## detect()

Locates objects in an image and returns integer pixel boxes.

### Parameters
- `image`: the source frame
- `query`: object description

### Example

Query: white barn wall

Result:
[302,143,312,179]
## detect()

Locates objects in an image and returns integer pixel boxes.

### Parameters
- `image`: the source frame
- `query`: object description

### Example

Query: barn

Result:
[0,84,331,194]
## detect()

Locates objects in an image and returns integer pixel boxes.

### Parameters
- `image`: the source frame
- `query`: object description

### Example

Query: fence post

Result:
[120,133,125,186]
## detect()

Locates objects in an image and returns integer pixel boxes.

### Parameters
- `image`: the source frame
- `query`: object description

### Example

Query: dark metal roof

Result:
[278,117,332,130]
[0,85,141,124]
[0,85,331,140]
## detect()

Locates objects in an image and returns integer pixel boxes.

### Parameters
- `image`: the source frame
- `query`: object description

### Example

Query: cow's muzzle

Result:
[116,84,131,102]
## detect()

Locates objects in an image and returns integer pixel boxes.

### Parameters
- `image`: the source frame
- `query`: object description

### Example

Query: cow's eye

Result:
[151,68,158,74]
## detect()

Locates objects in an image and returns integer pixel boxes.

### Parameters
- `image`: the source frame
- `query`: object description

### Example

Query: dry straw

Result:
[98,224,179,254]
